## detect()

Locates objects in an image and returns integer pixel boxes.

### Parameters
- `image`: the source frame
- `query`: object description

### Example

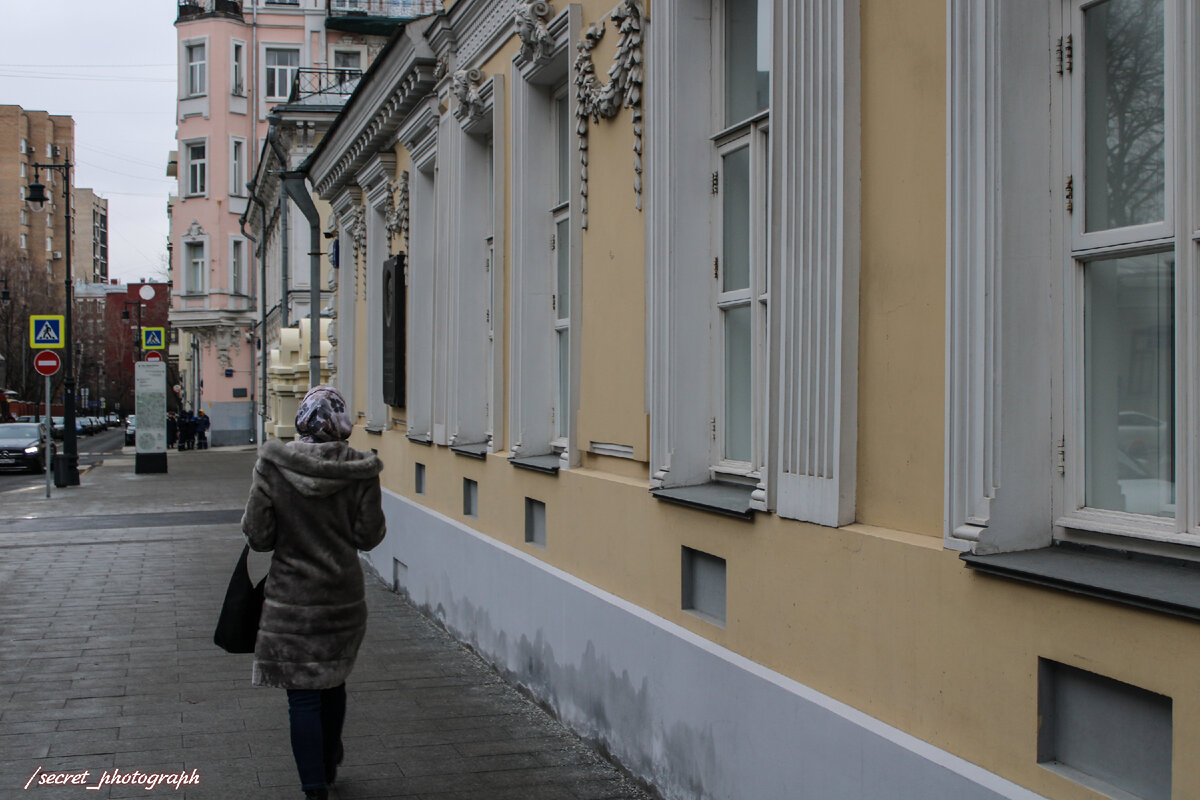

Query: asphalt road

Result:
[0,426,126,495]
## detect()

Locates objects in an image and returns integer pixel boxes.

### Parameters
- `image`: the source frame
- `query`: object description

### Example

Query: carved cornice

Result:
[311,61,438,200]
[573,0,645,228]
[514,1,555,67]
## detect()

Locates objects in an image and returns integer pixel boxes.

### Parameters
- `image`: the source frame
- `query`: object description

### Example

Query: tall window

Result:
[334,50,361,84]
[230,138,245,196]
[231,239,245,294]
[232,42,245,95]
[715,0,771,472]
[185,242,205,294]
[187,43,207,96]
[186,142,206,196]
[265,48,299,100]
[552,86,571,443]
[1065,0,1179,525]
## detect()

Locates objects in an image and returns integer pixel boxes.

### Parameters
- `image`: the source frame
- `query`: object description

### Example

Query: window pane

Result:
[556,217,569,319]
[557,330,569,439]
[1083,0,1165,232]
[724,303,752,462]
[724,0,771,127]
[722,146,751,292]
[556,93,570,206]
[1084,251,1174,517]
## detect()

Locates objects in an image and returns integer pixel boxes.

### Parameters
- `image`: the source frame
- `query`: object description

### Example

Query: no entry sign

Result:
[145,350,164,363]
[33,350,61,377]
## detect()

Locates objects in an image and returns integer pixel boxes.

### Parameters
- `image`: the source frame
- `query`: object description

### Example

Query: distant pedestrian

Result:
[241,385,385,800]
[196,410,210,450]
[179,411,196,451]
[166,413,178,449]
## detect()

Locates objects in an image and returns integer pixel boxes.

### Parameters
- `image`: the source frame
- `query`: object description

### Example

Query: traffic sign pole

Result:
[44,375,51,499]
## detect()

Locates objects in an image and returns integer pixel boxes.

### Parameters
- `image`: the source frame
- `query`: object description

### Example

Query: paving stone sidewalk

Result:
[0,450,653,800]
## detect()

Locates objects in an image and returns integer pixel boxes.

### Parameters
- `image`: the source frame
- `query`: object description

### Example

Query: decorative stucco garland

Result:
[397,171,410,252]
[347,206,366,300]
[573,0,644,229]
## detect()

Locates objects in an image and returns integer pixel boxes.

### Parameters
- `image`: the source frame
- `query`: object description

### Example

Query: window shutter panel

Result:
[772,0,860,527]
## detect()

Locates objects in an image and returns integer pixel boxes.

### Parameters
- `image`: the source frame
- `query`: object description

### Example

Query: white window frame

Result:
[182,239,208,295]
[331,189,361,414]
[357,152,398,433]
[646,0,860,524]
[710,2,772,485]
[944,0,1200,558]
[1059,0,1190,545]
[332,48,363,84]
[230,136,246,197]
[446,73,505,452]
[230,237,247,295]
[551,83,572,450]
[184,139,208,197]
[231,40,246,96]
[510,6,578,465]
[20,233,27,249]
[265,47,300,101]
[185,40,207,97]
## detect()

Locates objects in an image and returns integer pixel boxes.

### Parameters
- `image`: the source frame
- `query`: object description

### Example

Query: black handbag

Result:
[213,544,266,654]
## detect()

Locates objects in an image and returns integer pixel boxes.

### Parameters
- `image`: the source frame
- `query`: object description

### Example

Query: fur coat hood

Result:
[242,438,386,690]
[257,439,383,498]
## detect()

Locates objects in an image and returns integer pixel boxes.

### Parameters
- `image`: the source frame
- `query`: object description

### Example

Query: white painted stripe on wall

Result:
[368,488,1047,800]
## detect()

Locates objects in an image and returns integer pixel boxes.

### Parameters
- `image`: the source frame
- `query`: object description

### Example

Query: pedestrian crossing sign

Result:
[142,327,166,350]
[29,315,65,349]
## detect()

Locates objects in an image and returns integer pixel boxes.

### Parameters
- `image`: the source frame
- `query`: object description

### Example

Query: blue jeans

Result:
[286,684,346,791]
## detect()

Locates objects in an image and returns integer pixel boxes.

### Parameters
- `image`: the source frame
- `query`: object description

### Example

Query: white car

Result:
[124,415,138,446]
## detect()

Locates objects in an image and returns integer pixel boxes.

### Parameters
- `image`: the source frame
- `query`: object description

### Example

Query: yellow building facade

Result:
[304,1,1197,798]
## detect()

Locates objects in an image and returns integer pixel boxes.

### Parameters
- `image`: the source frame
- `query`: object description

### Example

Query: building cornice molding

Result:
[308,21,439,201]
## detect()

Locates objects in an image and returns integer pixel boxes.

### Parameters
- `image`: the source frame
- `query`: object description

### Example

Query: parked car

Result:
[50,417,65,440]
[124,415,137,446]
[0,422,56,473]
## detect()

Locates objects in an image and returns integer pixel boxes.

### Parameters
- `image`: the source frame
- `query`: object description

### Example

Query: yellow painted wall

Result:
[337,2,1200,797]
[856,0,946,538]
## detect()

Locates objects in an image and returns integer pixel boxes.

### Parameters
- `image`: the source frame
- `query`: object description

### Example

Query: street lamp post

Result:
[26,157,79,486]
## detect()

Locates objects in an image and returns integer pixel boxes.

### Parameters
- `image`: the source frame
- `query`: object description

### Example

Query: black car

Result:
[0,422,56,473]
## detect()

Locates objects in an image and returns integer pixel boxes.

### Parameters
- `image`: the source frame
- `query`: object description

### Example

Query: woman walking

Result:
[241,385,385,800]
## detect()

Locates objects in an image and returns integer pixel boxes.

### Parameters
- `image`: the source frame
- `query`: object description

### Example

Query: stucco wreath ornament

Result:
[573,0,644,229]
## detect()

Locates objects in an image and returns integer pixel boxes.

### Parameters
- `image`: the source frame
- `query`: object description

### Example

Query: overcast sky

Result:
[0,1,178,285]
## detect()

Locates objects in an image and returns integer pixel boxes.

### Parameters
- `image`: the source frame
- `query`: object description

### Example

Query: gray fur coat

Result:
[241,439,386,689]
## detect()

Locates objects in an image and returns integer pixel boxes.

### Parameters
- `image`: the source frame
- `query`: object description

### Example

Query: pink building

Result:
[169,0,435,445]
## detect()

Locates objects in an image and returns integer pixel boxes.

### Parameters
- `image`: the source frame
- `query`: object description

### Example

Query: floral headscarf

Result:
[295,385,354,443]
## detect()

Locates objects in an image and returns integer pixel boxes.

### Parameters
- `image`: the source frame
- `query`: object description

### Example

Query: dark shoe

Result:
[326,741,344,786]
[304,790,328,800]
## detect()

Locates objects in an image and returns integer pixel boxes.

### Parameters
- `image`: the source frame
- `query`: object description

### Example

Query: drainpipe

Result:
[239,197,266,445]
[267,124,290,328]
[281,171,323,389]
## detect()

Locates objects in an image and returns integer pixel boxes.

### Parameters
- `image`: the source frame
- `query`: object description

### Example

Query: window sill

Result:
[961,542,1200,622]
[406,433,432,446]
[509,454,561,474]
[650,481,756,521]
[365,427,383,436]
[451,442,488,460]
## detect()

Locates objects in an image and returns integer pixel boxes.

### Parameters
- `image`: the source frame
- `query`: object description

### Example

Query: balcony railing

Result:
[326,0,440,19]
[288,68,363,105]
[177,0,243,21]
